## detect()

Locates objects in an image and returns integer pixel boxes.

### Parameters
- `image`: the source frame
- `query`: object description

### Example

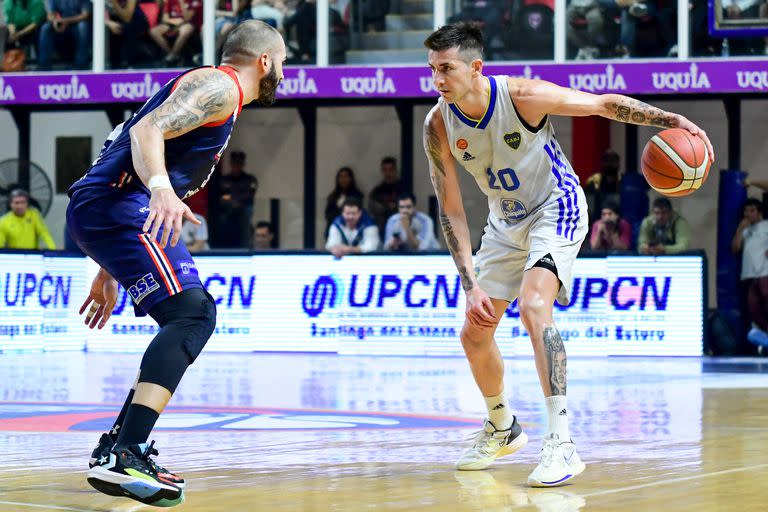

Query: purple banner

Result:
[0,59,766,105]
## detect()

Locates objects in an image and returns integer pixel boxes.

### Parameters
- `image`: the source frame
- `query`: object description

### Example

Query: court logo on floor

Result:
[0,403,477,431]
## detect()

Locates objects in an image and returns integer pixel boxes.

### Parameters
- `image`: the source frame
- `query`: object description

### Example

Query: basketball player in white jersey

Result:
[422,23,714,487]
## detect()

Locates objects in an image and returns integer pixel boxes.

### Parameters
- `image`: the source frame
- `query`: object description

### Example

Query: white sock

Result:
[545,395,570,441]
[484,391,514,430]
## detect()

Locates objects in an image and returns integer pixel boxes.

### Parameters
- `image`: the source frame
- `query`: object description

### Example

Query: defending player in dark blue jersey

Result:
[67,20,286,507]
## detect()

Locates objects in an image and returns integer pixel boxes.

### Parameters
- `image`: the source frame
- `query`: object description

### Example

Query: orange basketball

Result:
[640,128,711,197]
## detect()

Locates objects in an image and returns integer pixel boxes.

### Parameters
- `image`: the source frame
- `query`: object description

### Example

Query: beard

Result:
[256,63,280,105]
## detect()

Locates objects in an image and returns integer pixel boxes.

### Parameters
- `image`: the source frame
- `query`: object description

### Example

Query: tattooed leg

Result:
[543,327,567,396]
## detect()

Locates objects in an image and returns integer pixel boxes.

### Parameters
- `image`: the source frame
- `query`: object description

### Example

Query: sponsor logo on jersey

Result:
[127,273,160,304]
[462,152,475,161]
[504,132,521,150]
[501,199,528,221]
[179,260,198,275]
[456,138,468,150]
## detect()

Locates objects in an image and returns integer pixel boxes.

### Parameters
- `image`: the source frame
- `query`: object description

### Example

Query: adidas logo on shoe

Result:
[462,152,476,161]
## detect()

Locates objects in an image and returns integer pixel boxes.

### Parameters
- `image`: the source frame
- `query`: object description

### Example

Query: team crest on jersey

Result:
[456,138,468,150]
[501,199,528,221]
[504,132,521,150]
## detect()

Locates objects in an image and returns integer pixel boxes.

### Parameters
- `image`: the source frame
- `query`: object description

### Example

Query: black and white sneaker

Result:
[456,418,528,470]
[87,441,185,507]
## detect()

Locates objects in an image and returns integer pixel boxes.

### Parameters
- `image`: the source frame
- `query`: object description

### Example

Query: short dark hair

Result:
[652,197,672,211]
[381,156,397,167]
[342,197,363,210]
[222,19,283,64]
[424,22,484,60]
[231,151,246,163]
[10,188,29,200]
[744,197,763,213]
[602,199,620,216]
[255,221,273,232]
[398,192,416,204]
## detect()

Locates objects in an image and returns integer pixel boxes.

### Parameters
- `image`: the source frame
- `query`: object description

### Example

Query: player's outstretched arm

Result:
[423,107,496,328]
[129,68,238,248]
[510,78,715,164]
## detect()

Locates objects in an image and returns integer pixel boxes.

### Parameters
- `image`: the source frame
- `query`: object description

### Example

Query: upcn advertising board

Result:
[0,253,703,356]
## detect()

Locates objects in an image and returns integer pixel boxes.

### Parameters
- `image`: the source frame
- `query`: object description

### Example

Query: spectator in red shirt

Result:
[149,0,201,66]
[589,200,632,252]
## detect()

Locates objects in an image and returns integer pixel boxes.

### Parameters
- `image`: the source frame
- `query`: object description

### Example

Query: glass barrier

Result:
[334,0,434,65]
[691,0,768,57]
[564,0,677,60]
[446,0,554,60]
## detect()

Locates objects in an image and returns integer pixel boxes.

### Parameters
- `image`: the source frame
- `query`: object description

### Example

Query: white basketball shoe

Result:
[456,418,528,471]
[527,434,585,487]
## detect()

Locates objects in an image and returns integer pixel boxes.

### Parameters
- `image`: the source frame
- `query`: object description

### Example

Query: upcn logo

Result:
[277,69,318,96]
[302,273,461,317]
[0,78,15,101]
[2,272,71,308]
[111,74,162,100]
[341,68,396,96]
[506,275,672,317]
[652,63,710,91]
[737,70,768,90]
[38,75,89,101]
[568,65,626,92]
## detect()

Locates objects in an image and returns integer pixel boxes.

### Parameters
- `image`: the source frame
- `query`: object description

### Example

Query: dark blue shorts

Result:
[67,187,203,315]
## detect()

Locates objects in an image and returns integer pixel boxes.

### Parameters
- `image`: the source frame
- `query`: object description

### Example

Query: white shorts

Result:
[475,188,588,305]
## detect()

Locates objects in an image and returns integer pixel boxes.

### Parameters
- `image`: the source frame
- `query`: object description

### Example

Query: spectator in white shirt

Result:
[732,198,768,347]
[384,192,440,252]
[181,212,209,252]
[325,197,380,258]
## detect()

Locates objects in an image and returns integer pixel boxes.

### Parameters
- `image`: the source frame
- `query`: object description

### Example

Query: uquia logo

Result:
[652,63,710,91]
[737,70,768,90]
[568,65,627,92]
[278,68,318,96]
[111,74,162,100]
[39,75,89,101]
[0,78,15,101]
[341,68,396,96]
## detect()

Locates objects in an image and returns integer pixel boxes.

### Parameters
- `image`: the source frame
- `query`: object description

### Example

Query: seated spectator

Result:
[384,192,439,252]
[325,197,380,258]
[731,198,768,347]
[251,0,285,30]
[38,0,91,70]
[215,0,251,53]
[181,210,209,252]
[614,0,675,57]
[566,0,616,59]
[1,0,46,67]
[589,200,631,251]
[252,220,275,249]
[638,197,691,255]
[447,0,505,58]
[0,189,56,249]
[324,166,364,236]
[106,0,157,68]
[368,156,402,235]
[284,0,347,63]
[149,0,201,66]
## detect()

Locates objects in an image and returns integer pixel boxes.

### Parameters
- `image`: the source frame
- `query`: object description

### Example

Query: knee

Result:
[179,23,194,36]
[460,324,494,352]
[518,291,550,325]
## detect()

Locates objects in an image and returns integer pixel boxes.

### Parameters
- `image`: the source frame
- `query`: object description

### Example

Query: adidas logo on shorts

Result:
[462,152,476,161]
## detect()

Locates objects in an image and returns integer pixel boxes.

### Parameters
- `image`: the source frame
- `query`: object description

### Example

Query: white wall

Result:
[4,99,767,307]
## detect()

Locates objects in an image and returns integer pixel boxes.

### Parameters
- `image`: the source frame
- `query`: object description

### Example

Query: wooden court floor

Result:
[1,353,767,511]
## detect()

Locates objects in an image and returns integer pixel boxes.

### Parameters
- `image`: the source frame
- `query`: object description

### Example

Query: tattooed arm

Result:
[509,77,715,163]
[130,68,237,248]
[423,107,497,328]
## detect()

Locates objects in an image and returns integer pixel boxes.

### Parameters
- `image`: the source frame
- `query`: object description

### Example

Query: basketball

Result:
[640,128,711,197]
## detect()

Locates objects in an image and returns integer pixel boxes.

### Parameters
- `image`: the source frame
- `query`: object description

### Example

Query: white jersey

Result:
[438,75,583,241]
